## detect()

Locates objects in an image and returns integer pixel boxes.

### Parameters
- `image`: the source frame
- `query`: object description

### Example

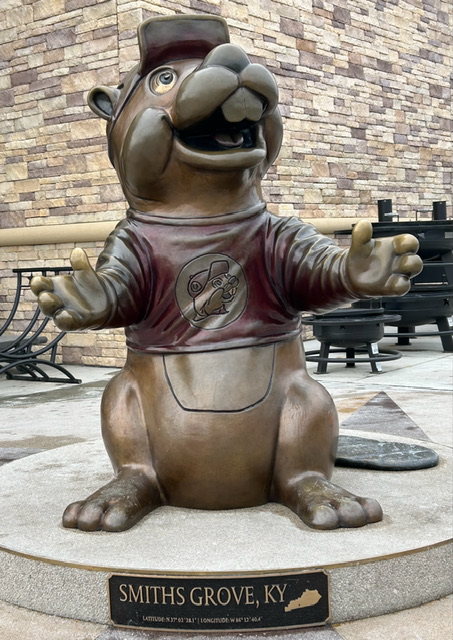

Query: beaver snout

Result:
[171,43,278,133]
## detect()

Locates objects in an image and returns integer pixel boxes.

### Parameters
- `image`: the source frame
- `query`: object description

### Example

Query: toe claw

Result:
[362,497,383,524]
[71,502,105,531]
[102,507,139,532]
[62,501,83,528]
[337,500,367,528]
[307,504,340,530]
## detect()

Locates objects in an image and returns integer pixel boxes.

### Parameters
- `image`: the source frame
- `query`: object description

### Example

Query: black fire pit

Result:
[367,219,453,351]
[302,307,402,374]
[337,201,453,352]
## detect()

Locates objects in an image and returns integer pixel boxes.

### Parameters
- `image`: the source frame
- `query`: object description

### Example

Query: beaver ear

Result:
[87,86,121,120]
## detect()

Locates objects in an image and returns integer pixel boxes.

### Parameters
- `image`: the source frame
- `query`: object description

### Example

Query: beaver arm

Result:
[268,219,361,314]
[94,221,152,329]
[290,241,359,314]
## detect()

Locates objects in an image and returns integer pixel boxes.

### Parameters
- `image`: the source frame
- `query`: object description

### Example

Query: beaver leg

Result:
[63,367,162,532]
[271,373,382,529]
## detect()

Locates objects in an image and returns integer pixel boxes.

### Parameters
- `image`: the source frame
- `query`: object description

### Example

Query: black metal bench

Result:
[0,267,81,383]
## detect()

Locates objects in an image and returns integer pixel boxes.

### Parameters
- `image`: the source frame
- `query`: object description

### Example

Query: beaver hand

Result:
[30,248,111,331]
[346,220,423,297]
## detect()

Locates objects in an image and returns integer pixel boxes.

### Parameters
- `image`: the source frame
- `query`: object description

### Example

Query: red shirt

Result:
[96,204,357,353]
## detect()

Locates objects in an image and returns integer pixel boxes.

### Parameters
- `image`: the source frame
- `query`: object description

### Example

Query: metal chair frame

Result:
[0,268,81,383]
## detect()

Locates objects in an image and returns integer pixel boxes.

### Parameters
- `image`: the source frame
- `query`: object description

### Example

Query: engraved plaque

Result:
[108,571,330,631]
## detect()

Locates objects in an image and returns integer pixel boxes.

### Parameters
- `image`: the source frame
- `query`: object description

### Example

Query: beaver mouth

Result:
[221,289,236,302]
[175,108,257,152]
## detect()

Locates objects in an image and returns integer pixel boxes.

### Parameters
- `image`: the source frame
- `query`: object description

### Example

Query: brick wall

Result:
[1,0,451,366]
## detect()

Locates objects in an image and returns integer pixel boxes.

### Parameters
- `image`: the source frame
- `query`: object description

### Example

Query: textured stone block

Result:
[33,0,65,20]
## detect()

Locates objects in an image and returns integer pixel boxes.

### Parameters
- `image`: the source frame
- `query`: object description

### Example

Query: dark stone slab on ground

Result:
[336,435,439,470]
[0,447,44,466]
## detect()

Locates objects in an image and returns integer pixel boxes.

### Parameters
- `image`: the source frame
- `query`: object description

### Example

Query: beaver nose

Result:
[221,88,264,123]
[198,43,251,74]
[171,43,278,131]
[199,43,279,120]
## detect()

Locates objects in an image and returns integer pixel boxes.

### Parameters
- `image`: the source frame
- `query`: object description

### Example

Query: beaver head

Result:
[87,15,283,217]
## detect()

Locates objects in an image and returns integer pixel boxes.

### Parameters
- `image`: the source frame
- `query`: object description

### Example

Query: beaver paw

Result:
[290,475,383,530]
[62,470,160,532]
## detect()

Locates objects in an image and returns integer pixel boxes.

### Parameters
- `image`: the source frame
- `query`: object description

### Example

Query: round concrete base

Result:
[0,431,451,627]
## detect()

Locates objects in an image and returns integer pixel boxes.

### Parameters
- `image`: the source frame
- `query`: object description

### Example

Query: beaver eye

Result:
[189,280,202,293]
[150,69,178,94]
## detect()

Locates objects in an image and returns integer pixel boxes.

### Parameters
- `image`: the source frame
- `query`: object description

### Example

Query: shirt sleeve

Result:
[94,219,153,328]
[267,216,360,314]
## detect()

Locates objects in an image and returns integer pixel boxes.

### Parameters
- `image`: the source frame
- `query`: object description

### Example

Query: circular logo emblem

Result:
[175,254,247,330]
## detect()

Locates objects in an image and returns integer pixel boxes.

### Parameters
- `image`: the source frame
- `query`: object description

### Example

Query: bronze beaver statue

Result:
[31,15,422,532]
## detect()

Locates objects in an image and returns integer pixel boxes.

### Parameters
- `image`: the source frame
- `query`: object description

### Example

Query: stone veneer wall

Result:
[1,0,451,367]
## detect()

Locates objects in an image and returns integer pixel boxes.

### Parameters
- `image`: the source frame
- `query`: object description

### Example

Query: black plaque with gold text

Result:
[108,571,330,631]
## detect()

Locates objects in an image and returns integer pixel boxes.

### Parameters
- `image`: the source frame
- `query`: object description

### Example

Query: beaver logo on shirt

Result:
[176,254,247,329]
[188,260,239,320]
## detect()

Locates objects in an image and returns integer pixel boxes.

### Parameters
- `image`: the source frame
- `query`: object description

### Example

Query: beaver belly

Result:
[126,341,308,509]
[153,400,281,509]
[138,346,279,508]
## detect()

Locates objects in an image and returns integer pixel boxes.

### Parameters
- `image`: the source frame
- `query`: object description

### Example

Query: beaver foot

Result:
[62,468,160,532]
[285,475,383,530]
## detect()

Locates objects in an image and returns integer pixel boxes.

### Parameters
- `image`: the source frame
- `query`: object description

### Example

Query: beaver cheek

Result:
[120,108,173,197]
